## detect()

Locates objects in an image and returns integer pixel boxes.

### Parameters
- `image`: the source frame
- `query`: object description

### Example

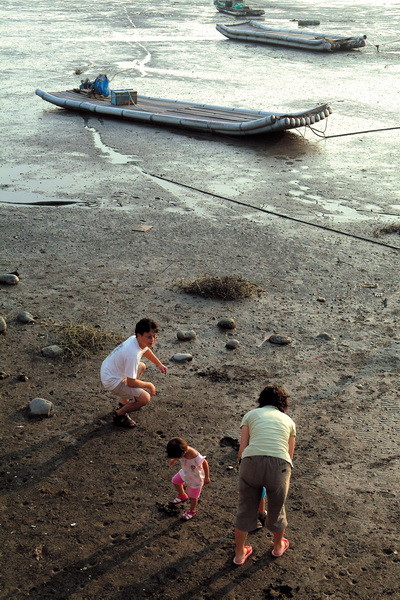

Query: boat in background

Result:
[216,21,367,51]
[213,0,265,17]
[35,88,332,137]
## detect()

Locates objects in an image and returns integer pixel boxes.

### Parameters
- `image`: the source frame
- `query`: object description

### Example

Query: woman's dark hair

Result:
[167,437,188,458]
[258,385,288,413]
[135,318,159,335]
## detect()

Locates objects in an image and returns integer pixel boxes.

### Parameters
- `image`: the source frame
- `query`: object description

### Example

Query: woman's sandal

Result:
[171,495,189,505]
[113,412,136,428]
[181,509,196,520]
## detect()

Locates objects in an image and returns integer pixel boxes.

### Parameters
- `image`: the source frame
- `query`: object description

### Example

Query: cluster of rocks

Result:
[171,318,241,363]
[170,317,304,363]
[0,272,56,416]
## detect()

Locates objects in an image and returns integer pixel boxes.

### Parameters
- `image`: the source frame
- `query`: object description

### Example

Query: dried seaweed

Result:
[177,275,264,301]
[57,322,120,359]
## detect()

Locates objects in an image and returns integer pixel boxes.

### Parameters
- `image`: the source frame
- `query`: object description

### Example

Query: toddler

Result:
[167,437,210,520]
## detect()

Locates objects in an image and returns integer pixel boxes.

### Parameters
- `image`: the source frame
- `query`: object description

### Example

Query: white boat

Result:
[35,88,332,137]
[216,21,367,51]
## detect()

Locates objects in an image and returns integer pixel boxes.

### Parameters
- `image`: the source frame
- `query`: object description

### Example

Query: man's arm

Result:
[143,348,168,373]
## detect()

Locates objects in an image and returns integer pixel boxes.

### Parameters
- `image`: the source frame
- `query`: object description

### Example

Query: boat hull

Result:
[216,21,367,51]
[35,89,332,137]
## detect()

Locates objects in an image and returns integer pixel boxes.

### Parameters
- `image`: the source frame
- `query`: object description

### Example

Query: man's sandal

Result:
[113,413,136,428]
[181,509,196,520]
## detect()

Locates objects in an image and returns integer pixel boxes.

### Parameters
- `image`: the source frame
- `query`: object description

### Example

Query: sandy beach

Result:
[1,193,399,599]
[1,0,399,597]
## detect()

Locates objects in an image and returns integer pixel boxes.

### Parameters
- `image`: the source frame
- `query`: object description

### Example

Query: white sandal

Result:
[171,495,188,504]
[181,509,196,520]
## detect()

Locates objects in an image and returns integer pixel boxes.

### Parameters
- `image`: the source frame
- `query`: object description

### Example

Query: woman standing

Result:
[233,385,296,565]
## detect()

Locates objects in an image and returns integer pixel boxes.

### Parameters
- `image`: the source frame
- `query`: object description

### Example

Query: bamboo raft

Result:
[213,0,265,17]
[35,89,332,137]
[216,21,367,51]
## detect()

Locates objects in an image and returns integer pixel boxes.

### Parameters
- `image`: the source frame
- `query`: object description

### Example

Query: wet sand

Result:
[1,0,399,598]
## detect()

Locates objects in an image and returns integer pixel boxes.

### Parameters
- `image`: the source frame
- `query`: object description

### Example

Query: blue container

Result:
[110,90,137,105]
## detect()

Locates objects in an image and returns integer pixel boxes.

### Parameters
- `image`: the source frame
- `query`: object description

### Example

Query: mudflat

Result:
[1,196,399,599]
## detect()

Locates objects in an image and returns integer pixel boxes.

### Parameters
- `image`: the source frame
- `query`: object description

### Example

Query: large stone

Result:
[0,317,7,333]
[0,273,19,285]
[171,353,193,363]
[316,332,334,341]
[226,339,240,350]
[29,397,53,416]
[17,311,35,323]
[218,318,236,330]
[268,334,293,345]
[42,345,64,358]
[177,329,196,341]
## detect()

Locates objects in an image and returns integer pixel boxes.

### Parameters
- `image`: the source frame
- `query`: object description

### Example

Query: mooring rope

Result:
[312,125,400,139]
[143,171,399,252]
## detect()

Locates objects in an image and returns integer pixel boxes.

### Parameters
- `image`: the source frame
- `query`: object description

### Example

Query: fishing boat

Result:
[35,88,332,137]
[213,0,265,17]
[216,21,367,51]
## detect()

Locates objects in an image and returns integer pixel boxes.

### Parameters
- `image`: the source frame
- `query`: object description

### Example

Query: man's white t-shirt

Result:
[100,336,147,391]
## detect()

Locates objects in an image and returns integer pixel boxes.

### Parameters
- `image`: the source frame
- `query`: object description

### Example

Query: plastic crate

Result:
[110,90,138,105]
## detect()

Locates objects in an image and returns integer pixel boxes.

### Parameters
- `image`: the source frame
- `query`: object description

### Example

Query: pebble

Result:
[0,273,19,285]
[316,332,334,341]
[41,345,64,358]
[176,329,196,341]
[29,397,54,416]
[226,339,240,350]
[218,318,236,330]
[17,311,35,324]
[268,334,293,345]
[0,317,7,333]
[171,353,193,363]
[0,371,10,380]
[18,374,29,382]
[317,296,326,303]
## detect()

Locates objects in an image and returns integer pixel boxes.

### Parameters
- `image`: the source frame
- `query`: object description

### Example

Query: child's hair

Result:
[167,437,188,458]
[135,318,159,335]
[258,385,288,413]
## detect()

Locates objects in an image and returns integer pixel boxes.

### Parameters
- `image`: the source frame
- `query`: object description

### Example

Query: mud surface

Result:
[1,0,400,598]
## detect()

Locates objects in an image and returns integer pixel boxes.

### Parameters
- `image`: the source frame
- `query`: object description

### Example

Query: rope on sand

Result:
[312,125,400,139]
[143,171,400,252]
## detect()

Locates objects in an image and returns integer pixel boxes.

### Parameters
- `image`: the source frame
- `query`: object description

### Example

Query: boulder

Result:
[42,345,64,358]
[268,334,293,345]
[171,353,193,363]
[177,329,196,341]
[226,339,240,350]
[218,318,236,330]
[0,274,19,285]
[29,397,53,416]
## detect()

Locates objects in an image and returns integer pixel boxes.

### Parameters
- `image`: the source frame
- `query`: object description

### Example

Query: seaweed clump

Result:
[177,275,264,301]
[57,322,120,359]
[373,223,400,237]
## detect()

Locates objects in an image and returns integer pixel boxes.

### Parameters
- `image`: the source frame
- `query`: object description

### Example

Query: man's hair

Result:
[135,318,159,335]
[166,437,188,458]
[258,385,288,413]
